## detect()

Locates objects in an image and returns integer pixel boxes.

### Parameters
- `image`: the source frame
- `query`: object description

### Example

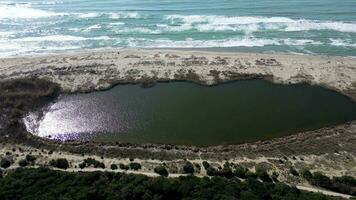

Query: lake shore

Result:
[0,49,356,197]
[1,49,356,101]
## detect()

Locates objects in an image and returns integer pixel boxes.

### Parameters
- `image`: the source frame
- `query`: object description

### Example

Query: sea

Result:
[0,0,355,58]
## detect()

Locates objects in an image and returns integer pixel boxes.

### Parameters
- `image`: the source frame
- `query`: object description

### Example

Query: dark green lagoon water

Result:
[24,80,356,146]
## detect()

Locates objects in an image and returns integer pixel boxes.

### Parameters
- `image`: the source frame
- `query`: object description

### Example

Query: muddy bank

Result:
[0,79,59,139]
[0,77,355,161]
[1,49,356,101]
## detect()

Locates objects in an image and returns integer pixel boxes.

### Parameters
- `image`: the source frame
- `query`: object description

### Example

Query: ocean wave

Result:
[165,15,356,33]
[13,35,111,42]
[109,12,141,19]
[77,13,99,18]
[329,39,356,48]
[0,4,64,19]
[126,37,279,48]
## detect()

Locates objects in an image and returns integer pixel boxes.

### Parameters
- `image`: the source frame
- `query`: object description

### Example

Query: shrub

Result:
[49,158,69,170]
[311,172,331,188]
[119,163,129,170]
[182,162,195,174]
[129,162,141,170]
[271,172,279,182]
[154,166,169,177]
[78,162,86,169]
[221,167,234,178]
[110,164,118,170]
[301,169,313,181]
[202,161,210,169]
[26,155,37,162]
[18,159,28,167]
[246,171,257,179]
[234,165,248,178]
[289,167,299,176]
[80,158,105,169]
[206,166,218,176]
[0,158,11,169]
[255,166,271,182]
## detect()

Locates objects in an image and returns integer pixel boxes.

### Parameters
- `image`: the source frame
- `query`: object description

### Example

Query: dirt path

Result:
[296,185,353,199]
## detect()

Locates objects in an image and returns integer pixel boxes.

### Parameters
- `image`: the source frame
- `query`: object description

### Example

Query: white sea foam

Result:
[165,15,356,33]
[0,4,64,19]
[78,13,99,18]
[83,24,101,32]
[109,12,141,19]
[126,37,280,48]
[14,35,87,42]
[329,38,356,47]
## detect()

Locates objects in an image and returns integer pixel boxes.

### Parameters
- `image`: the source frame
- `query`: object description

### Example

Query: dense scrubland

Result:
[0,167,341,200]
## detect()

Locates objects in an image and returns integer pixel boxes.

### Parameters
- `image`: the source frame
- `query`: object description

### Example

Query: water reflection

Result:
[23,80,356,146]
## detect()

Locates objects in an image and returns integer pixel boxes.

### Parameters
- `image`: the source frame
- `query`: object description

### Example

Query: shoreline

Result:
[1,48,356,101]
[0,49,355,193]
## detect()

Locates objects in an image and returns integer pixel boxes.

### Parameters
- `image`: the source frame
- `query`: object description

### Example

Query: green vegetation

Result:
[49,158,69,170]
[79,158,105,169]
[119,163,129,170]
[18,159,28,167]
[234,165,248,178]
[25,155,37,162]
[0,168,337,200]
[0,158,11,169]
[255,166,272,182]
[110,164,118,170]
[129,162,141,170]
[154,165,169,177]
[302,170,356,195]
[182,161,195,174]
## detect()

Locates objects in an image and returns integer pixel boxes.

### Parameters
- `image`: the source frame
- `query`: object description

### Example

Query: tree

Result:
[154,166,169,177]
[301,169,313,181]
[255,166,271,182]
[129,162,141,170]
[182,162,195,174]
[49,158,69,170]
[26,154,37,162]
[234,165,248,178]
[0,158,11,169]
[18,159,28,167]
[202,161,210,170]
[110,164,118,170]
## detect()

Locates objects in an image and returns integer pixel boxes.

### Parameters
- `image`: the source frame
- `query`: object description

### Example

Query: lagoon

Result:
[24,80,356,146]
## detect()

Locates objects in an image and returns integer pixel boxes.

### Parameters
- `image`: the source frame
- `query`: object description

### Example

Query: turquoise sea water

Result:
[0,0,355,57]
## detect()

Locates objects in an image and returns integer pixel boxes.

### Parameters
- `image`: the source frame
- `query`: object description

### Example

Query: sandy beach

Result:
[1,49,356,101]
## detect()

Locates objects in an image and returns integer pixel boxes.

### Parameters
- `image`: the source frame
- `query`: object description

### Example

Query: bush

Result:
[301,169,313,181]
[271,172,279,182]
[221,167,234,178]
[289,167,299,176]
[0,168,337,200]
[234,165,248,178]
[0,158,11,169]
[26,155,37,162]
[206,166,219,176]
[18,159,28,167]
[80,158,105,169]
[49,158,69,170]
[255,166,271,182]
[110,164,118,170]
[119,163,129,170]
[202,161,210,169]
[311,172,331,188]
[78,162,86,169]
[182,162,195,174]
[129,162,141,170]
[154,166,169,177]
